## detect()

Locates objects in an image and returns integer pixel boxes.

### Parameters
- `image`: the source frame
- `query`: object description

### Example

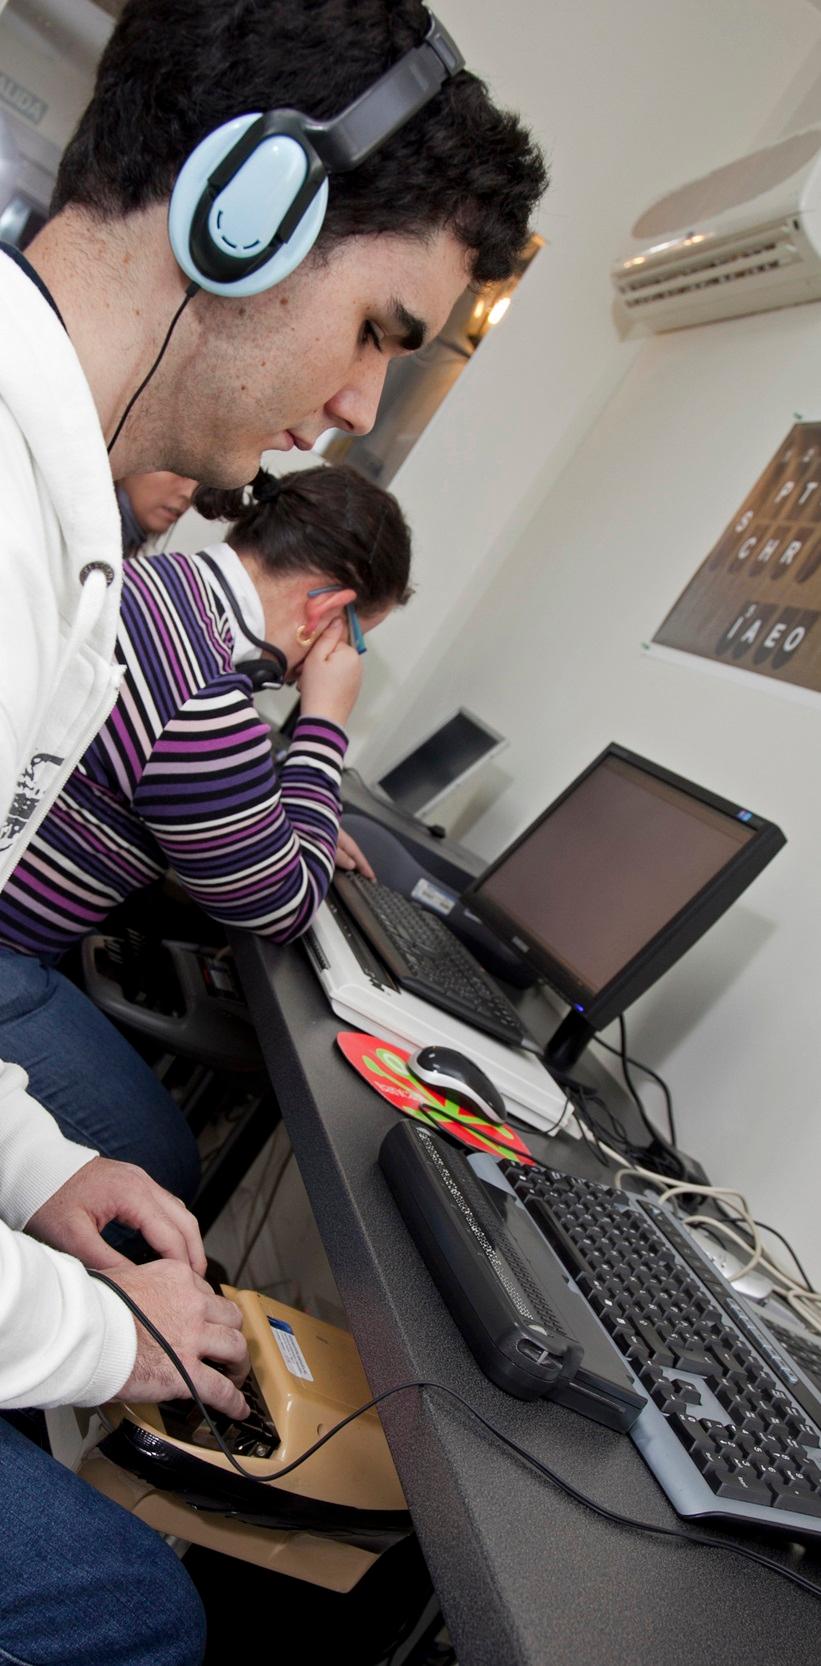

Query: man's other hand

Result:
[26,1156,206,1275]
[109,1260,249,1417]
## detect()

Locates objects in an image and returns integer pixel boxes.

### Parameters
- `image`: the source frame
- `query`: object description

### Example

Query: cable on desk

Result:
[502,1093,575,1145]
[548,1065,684,1178]
[751,1220,813,1293]
[90,1271,821,1604]
[591,1018,677,1147]
[581,1026,819,1324]
[586,1028,818,1321]
[598,1152,821,1337]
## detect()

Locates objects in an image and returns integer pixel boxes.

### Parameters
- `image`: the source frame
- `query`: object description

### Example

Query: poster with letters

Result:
[652,423,821,692]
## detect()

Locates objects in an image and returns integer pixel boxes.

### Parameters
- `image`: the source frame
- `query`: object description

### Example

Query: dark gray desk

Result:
[232,929,821,1666]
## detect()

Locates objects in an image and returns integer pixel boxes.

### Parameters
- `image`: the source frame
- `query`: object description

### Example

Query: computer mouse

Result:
[408,1046,507,1123]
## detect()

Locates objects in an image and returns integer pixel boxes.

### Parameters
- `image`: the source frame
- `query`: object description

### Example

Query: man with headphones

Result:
[0,3,545,1659]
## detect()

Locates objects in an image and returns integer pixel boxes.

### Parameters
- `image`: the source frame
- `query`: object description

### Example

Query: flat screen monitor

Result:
[463,744,786,1069]
[376,708,506,818]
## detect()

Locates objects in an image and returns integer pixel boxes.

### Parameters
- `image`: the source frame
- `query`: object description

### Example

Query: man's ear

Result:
[303,586,357,635]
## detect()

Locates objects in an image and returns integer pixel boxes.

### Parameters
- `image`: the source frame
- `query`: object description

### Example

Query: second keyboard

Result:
[333,873,528,1047]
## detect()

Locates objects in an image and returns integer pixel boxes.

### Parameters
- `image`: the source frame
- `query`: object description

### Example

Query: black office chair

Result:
[74,884,280,1234]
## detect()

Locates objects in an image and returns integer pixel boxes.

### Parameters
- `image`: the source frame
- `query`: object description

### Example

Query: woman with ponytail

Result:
[0,466,412,1194]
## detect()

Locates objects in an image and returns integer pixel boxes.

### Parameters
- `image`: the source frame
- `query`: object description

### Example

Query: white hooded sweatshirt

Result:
[0,248,137,1405]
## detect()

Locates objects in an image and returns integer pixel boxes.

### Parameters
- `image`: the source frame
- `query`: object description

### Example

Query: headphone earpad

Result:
[168,113,328,297]
[243,652,288,692]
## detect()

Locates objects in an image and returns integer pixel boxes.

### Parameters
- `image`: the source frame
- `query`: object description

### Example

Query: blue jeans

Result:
[0,949,200,1207]
[0,1415,205,1666]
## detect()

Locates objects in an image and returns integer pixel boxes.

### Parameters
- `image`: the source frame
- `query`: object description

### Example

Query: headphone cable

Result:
[90,1270,821,1603]
[107,281,200,456]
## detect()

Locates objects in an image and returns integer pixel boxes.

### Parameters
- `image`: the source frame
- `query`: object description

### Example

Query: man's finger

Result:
[139,1199,206,1274]
[109,1186,206,1273]
[127,1212,191,1267]
[201,1291,244,1329]
[189,1362,249,1421]
[149,1187,207,1275]
[201,1322,250,1371]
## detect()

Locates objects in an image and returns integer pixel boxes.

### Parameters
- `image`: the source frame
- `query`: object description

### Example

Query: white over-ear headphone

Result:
[168,10,464,298]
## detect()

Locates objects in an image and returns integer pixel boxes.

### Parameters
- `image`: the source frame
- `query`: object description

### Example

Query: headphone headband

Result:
[169,9,466,296]
[304,14,464,173]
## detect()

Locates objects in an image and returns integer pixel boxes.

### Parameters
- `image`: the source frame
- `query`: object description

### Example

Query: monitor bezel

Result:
[462,743,786,1031]
[375,706,507,816]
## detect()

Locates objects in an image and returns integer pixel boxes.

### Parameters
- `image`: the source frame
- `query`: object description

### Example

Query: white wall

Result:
[388,307,821,1281]
[0,1,110,153]
[349,2,821,1278]
[347,0,821,762]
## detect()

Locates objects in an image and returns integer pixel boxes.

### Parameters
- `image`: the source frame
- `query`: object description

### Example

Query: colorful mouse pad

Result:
[336,1031,535,1165]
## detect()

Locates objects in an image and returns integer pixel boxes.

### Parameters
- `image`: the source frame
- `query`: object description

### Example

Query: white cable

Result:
[602,1141,821,1338]
[680,1213,821,1336]
[679,1212,762,1282]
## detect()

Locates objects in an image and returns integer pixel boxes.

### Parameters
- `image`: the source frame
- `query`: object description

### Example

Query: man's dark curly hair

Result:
[52,0,547,285]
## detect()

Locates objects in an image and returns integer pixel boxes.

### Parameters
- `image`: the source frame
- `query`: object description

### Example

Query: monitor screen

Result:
[465,745,785,1061]
[377,709,505,816]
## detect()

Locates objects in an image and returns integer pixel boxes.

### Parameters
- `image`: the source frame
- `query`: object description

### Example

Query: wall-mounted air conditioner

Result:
[612,128,821,335]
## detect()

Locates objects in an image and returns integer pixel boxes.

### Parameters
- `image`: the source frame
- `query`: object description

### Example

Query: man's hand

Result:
[335,827,376,880]
[26,1156,206,1275]
[299,617,363,729]
[108,1260,250,1417]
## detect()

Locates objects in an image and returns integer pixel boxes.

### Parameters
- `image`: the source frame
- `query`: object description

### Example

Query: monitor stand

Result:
[544,1010,595,1074]
[543,1010,708,1186]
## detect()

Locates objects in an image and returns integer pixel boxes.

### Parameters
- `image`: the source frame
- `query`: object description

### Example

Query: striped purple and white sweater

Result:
[0,551,347,960]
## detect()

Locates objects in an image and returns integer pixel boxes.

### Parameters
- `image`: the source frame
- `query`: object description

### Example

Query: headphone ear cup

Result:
[243,652,287,692]
[168,113,328,296]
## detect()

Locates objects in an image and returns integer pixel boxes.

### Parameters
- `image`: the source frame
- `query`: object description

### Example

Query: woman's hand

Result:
[298,617,363,729]
[335,827,376,879]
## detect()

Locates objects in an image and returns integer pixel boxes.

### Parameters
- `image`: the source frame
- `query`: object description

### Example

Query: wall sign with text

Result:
[653,423,821,692]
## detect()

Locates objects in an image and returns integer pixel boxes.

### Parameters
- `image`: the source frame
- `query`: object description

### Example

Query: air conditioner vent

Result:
[612,134,821,332]
[614,220,805,306]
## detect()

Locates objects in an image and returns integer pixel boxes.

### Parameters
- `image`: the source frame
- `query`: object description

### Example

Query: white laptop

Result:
[304,896,574,1137]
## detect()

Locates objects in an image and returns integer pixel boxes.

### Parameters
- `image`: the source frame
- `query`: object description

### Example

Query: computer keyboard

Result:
[765,1320,821,1396]
[380,1120,821,1537]
[333,874,527,1047]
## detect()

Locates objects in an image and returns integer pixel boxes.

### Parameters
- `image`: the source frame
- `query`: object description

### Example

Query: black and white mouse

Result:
[408,1046,507,1123]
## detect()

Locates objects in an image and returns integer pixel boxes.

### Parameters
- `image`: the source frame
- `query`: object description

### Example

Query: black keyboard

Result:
[766,1320,821,1396]
[333,873,527,1047]
[380,1120,821,1538]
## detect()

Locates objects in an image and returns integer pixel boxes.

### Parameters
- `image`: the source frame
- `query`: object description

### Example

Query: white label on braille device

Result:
[268,1317,313,1380]
[411,877,455,915]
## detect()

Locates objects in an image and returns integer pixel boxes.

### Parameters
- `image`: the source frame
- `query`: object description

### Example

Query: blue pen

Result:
[306,585,366,654]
